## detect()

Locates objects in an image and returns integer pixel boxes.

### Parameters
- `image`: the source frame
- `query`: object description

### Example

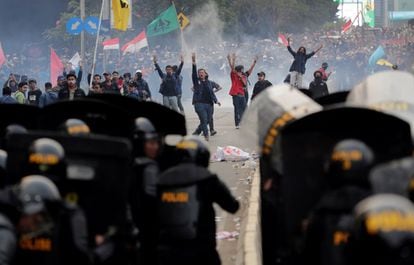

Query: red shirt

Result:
[229,71,248,96]
[318,68,329,81]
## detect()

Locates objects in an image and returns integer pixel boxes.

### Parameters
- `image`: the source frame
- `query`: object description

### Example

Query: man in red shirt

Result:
[318,62,332,82]
[227,53,257,129]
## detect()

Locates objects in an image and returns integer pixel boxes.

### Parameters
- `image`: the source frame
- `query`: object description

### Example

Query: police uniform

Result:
[13,176,91,265]
[128,117,161,264]
[129,157,159,264]
[157,162,239,265]
[303,139,374,265]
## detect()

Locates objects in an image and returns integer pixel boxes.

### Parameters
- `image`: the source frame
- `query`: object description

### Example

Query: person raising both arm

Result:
[191,53,221,141]
[153,54,183,113]
[287,37,323,88]
[227,53,257,129]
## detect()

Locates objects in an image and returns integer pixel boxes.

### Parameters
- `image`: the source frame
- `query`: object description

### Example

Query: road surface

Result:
[184,104,256,265]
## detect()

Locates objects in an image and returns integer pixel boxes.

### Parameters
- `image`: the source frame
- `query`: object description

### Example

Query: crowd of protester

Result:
[1,24,413,102]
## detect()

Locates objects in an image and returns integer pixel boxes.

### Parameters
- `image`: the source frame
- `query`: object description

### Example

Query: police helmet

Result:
[18,175,61,215]
[327,139,374,188]
[27,138,66,178]
[3,124,27,149]
[133,117,158,141]
[0,149,7,187]
[61,118,90,136]
[176,136,210,168]
[5,124,27,136]
[348,194,414,265]
[132,117,159,156]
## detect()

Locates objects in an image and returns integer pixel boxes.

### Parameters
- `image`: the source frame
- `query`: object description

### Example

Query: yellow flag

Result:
[112,0,130,31]
[376,59,394,68]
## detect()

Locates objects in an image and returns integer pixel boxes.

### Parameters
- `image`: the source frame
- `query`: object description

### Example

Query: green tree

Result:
[47,0,339,42]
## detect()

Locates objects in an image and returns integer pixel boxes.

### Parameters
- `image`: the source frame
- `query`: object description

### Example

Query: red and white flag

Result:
[278,33,289,47]
[50,48,64,87]
[341,19,352,33]
[102,38,120,50]
[0,42,6,69]
[121,31,148,55]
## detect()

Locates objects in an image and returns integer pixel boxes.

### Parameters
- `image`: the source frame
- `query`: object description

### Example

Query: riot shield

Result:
[315,91,349,107]
[241,84,322,151]
[240,84,322,265]
[0,104,40,147]
[38,98,134,137]
[6,131,132,240]
[347,71,414,133]
[88,94,187,136]
[264,106,412,264]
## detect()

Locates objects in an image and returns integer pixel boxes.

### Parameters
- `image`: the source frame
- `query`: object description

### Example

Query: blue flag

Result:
[368,46,386,67]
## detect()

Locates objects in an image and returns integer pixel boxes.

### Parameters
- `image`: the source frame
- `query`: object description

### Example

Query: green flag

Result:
[147,5,180,37]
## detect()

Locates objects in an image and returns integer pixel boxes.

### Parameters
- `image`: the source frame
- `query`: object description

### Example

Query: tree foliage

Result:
[46,0,339,42]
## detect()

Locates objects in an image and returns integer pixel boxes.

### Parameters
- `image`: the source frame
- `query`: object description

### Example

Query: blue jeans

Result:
[194,103,213,137]
[232,95,246,126]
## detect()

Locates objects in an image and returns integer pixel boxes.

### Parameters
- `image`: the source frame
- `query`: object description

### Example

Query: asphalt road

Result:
[184,104,256,265]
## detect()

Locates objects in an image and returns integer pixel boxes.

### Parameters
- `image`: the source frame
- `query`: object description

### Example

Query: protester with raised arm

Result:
[287,37,323,88]
[153,54,183,112]
[228,53,257,129]
[191,53,221,141]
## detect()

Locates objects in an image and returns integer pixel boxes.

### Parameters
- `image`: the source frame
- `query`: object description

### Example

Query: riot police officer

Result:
[128,117,161,264]
[13,175,91,265]
[156,136,239,265]
[303,139,374,265]
[348,194,414,265]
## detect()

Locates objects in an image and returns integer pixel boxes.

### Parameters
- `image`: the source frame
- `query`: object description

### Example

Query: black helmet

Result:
[133,117,158,141]
[322,62,328,69]
[61,119,90,136]
[27,138,66,178]
[0,149,7,171]
[18,175,61,215]
[132,117,159,156]
[176,136,210,168]
[5,124,27,136]
[3,124,27,149]
[327,139,374,188]
[348,194,414,265]
[0,149,7,188]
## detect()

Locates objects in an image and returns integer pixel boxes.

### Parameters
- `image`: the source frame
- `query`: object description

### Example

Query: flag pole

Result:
[90,0,105,89]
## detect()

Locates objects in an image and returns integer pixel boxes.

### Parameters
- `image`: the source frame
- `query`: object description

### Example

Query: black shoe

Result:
[192,131,200,135]
[210,130,217,136]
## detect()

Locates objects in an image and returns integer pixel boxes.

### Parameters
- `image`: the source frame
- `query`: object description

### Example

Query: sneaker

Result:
[192,131,200,136]
[235,126,240,129]
[204,136,209,141]
[210,130,217,136]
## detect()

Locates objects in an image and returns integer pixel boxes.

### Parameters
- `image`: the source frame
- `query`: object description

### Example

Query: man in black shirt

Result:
[309,70,329,99]
[251,71,272,100]
[27,79,42,106]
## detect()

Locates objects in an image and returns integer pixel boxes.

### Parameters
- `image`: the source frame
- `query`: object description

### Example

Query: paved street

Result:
[184,104,256,265]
